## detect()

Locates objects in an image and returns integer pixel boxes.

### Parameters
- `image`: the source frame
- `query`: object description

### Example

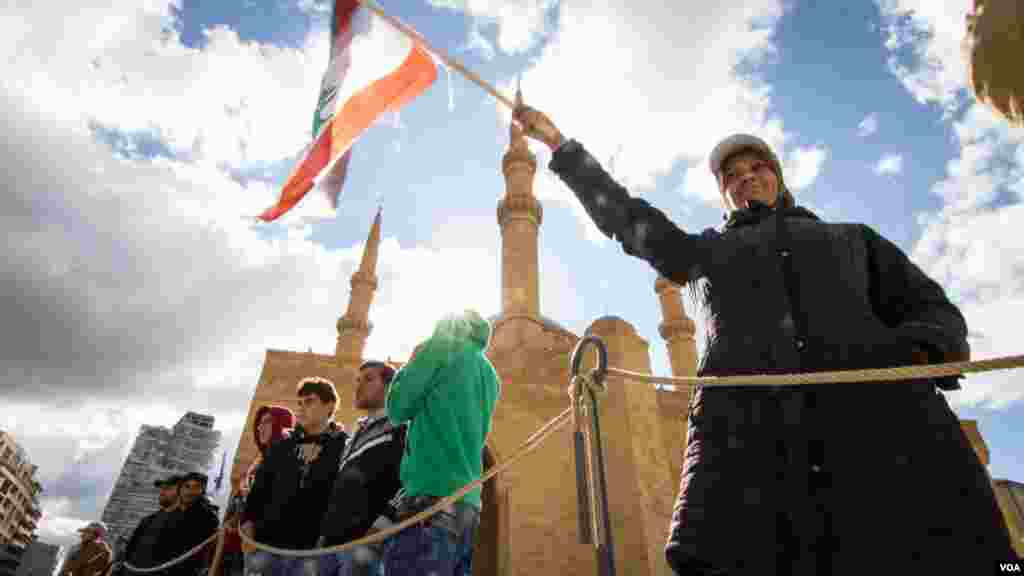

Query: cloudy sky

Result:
[3,0,1022,548]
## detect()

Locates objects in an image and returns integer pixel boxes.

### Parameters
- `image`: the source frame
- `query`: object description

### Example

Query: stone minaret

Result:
[497,86,542,318]
[655,276,698,378]
[336,208,382,363]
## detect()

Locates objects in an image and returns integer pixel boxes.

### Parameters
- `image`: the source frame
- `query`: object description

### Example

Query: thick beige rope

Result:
[120,531,220,573]
[233,352,1024,558]
[238,406,573,558]
[606,354,1024,387]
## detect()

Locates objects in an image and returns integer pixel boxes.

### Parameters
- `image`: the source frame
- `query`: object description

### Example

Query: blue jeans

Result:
[305,545,383,576]
[381,501,480,576]
[244,551,310,576]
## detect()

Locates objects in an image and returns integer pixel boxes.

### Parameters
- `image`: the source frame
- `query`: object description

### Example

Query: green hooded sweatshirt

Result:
[385,309,501,509]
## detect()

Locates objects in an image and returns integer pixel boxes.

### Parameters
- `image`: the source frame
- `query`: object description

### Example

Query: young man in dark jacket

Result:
[512,103,1017,575]
[242,377,348,576]
[168,472,219,576]
[121,475,182,574]
[314,360,406,576]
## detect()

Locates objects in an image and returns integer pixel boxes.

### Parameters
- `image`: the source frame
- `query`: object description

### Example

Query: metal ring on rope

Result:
[238,406,574,557]
[121,530,220,573]
[569,336,616,575]
[571,335,608,396]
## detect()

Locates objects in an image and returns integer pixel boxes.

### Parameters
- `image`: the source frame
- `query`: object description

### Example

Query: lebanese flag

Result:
[258,0,438,222]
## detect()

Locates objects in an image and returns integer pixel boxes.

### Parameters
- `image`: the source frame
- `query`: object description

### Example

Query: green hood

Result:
[427,309,491,351]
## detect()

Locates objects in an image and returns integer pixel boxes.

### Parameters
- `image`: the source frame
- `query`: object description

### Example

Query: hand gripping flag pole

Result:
[570,336,617,576]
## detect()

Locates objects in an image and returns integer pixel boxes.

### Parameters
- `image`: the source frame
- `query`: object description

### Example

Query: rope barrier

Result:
[121,531,220,573]
[238,406,574,557]
[607,353,1024,388]
[224,346,1024,564]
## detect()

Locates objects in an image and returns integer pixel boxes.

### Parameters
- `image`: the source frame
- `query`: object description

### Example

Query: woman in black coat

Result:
[513,105,1016,575]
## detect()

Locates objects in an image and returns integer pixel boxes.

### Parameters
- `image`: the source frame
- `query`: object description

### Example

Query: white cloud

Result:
[429,0,558,55]
[787,145,829,190]
[875,0,971,111]
[1,1,331,170]
[297,0,331,16]
[857,113,879,137]
[907,108,1024,408]
[492,2,807,222]
[876,1,1024,408]
[874,152,905,175]
[534,170,608,246]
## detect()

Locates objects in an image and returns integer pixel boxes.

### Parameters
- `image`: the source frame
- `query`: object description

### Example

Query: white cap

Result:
[708,133,782,178]
[78,521,107,536]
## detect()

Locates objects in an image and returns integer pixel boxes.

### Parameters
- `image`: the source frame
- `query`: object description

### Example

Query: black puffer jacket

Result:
[550,139,1016,575]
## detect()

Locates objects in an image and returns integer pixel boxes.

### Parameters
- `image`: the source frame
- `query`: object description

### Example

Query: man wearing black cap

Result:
[120,475,183,575]
[165,472,219,576]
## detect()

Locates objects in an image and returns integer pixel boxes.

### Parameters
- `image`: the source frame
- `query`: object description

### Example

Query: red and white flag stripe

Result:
[258,0,437,222]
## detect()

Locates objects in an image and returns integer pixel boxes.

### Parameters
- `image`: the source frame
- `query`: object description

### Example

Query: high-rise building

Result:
[100,412,220,558]
[0,432,43,552]
[14,540,60,576]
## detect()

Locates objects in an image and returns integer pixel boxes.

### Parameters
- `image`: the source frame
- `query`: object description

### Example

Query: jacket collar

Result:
[725,202,820,229]
[356,408,387,428]
[294,420,344,444]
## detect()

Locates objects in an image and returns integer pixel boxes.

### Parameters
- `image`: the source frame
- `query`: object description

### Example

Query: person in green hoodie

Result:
[381,309,501,576]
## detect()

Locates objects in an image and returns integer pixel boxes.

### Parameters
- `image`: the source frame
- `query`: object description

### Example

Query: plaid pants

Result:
[381,502,479,576]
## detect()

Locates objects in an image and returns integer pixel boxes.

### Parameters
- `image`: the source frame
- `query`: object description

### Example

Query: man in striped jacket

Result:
[315,360,407,576]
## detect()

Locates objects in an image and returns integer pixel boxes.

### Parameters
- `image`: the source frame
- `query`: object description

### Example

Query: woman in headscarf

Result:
[512,103,1016,575]
[221,405,295,572]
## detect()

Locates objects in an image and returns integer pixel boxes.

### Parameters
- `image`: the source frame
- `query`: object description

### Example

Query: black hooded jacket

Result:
[244,422,348,550]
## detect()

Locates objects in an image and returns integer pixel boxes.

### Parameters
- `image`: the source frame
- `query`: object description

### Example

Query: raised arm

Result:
[386,342,444,423]
[513,104,713,285]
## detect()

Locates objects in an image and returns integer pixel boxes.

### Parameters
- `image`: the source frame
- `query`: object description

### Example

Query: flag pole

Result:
[357,0,517,110]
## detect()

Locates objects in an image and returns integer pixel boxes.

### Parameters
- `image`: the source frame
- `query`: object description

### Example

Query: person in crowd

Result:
[59,521,112,576]
[380,310,500,576]
[224,405,295,571]
[241,378,348,576]
[165,472,219,576]
[218,487,245,576]
[511,102,1017,575]
[315,360,407,576]
[120,475,183,575]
